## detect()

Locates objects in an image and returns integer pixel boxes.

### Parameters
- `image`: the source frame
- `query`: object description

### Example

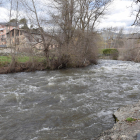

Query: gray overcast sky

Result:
[97,0,137,31]
[0,0,138,31]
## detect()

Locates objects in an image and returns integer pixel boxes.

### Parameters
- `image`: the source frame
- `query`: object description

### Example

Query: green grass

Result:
[0,56,12,66]
[0,55,46,66]
[17,56,30,63]
[126,117,137,122]
[0,56,11,63]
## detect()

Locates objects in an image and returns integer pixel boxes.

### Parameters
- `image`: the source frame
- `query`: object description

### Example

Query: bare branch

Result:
[132,0,140,26]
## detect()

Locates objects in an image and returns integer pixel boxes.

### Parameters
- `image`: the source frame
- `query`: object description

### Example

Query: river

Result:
[0,60,140,140]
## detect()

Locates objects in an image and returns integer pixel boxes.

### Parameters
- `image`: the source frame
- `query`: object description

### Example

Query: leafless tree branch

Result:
[132,0,140,26]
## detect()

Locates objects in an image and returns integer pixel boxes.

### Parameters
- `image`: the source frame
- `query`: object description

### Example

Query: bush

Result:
[102,49,118,55]
[45,31,98,69]
[102,48,119,60]
[47,54,70,70]
[122,47,140,62]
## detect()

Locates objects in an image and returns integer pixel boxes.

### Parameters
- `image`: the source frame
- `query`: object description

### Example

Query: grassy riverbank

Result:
[0,55,46,67]
[0,55,47,74]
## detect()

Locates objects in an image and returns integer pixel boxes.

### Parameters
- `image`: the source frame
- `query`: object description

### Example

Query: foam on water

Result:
[48,82,55,86]
[36,127,53,133]
[30,137,38,140]
[59,95,66,102]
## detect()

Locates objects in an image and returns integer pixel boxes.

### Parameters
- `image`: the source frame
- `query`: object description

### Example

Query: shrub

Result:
[47,53,70,70]
[102,48,118,55]
[45,31,98,69]
[102,48,119,60]
[122,47,140,62]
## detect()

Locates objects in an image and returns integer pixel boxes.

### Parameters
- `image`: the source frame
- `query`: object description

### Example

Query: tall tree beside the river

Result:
[20,0,49,58]
[44,0,113,68]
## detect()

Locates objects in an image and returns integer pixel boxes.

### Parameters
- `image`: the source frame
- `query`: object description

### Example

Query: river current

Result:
[0,60,140,140]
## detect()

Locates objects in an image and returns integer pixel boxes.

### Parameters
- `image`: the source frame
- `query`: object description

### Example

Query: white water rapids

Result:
[0,60,140,140]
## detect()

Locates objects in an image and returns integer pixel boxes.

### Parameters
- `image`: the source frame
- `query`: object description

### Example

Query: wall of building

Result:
[0,47,14,54]
[0,25,14,45]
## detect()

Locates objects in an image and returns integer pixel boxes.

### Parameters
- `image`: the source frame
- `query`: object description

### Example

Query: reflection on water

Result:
[0,60,140,140]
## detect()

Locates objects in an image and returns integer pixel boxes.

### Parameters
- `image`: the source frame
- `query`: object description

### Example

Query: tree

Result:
[132,0,140,25]
[19,18,29,29]
[48,0,112,44]
[9,18,18,23]
[101,27,124,49]
[20,0,49,57]
[45,0,113,66]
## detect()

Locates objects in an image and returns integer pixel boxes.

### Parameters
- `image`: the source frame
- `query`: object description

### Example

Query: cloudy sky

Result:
[0,0,138,31]
[98,0,138,31]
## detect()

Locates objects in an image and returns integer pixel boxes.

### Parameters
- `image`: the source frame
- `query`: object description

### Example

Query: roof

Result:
[6,28,41,35]
[0,22,19,27]
[0,45,7,48]
[6,28,24,34]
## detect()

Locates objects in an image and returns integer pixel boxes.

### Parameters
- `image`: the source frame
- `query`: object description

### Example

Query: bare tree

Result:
[19,0,51,58]
[48,0,112,43]
[132,0,140,25]
[112,28,124,48]
[44,0,113,67]
[101,27,124,49]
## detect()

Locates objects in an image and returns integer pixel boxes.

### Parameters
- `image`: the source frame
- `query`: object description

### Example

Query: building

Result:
[0,22,18,46]
[6,28,44,52]
[6,28,58,53]
[0,23,58,54]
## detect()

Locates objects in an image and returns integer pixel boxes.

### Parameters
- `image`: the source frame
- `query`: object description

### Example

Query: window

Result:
[12,30,14,36]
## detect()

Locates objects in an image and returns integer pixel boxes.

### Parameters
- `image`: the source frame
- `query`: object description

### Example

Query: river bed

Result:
[0,60,140,140]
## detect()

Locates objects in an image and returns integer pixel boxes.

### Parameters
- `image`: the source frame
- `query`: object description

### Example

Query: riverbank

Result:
[0,60,93,74]
[0,55,95,74]
[96,101,140,140]
[0,55,48,74]
[0,62,47,74]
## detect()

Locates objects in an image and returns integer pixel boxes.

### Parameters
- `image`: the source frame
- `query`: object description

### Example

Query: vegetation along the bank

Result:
[0,55,47,74]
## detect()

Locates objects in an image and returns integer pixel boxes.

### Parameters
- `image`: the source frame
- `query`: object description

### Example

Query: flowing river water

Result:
[0,60,140,140]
